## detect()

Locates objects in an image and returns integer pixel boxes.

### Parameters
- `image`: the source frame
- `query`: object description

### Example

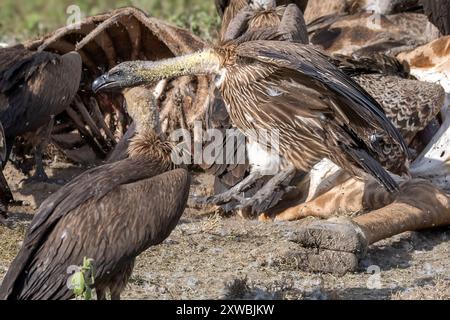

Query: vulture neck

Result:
[123,87,174,170]
[136,49,222,82]
[128,130,174,171]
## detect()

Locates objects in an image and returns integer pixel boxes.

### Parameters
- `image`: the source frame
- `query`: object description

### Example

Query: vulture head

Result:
[93,51,222,94]
[92,61,148,93]
[249,0,277,10]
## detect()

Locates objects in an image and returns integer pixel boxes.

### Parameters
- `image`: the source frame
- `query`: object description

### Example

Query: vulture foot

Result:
[193,171,262,205]
[21,155,64,185]
[289,217,368,275]
[21,173,64,186]
[0,204,12,228]
[235,166,296,214]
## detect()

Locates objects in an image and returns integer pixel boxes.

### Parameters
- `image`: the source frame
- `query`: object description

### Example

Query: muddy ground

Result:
[0,159,449,300]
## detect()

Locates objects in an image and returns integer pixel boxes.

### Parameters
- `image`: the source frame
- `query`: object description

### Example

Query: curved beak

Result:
[92,74,121,93]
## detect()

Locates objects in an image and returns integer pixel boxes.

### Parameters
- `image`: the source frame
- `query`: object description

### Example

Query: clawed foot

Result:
[0,209,12,228]
[21,172,64,185]
[192,172,262,206]
[235,167,296,213]
[235,185,296,213]
[194,188,247,206]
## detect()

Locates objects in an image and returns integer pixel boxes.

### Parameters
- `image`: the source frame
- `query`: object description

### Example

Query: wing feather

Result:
[235,41,410,158]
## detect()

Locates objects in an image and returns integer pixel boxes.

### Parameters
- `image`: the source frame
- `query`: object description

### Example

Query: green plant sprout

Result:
[70,257,96,300]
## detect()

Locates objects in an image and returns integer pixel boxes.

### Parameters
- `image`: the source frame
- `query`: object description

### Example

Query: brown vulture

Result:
[0,45,81,182]
[0,87,190,300]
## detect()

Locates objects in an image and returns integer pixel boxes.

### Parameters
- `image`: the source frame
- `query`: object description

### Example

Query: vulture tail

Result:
[345,146,399,193]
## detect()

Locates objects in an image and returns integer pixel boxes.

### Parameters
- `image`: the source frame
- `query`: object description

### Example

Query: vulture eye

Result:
[110,70,124,77]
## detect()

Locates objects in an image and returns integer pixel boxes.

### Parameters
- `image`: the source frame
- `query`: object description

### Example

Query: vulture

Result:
[306,1,441,56]
[0,87,190,300]
[92,38,411,199]
[0,45,81,182]
[201,0,441,213]
[304,0,423,23]
[219,0,309,43]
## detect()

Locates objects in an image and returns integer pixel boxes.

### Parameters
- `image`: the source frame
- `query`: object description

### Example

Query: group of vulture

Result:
[0,0,449,299]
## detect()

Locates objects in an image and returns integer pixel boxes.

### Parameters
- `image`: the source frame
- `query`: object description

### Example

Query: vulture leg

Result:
[0,197,10,227]
[235,165,297,213]
[35,119,53,181]
[110,292,121,301]
[96,289,107,300]
[195,171,263,205]
[21,117,58,184]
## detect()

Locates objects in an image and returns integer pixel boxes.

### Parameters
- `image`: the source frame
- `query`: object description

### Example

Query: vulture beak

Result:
[92,73,125,93]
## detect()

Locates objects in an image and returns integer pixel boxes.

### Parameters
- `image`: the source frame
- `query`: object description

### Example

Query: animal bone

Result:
[411,102,450,192]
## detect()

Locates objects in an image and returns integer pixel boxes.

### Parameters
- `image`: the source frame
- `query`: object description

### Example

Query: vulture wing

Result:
[235,41,410,157]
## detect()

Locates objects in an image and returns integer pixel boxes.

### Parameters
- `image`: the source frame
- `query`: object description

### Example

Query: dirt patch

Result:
[0,160,449,300]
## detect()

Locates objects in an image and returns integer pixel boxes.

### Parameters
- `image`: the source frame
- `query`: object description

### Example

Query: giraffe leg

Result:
[291,179,450,275]
[273,177,368,221]
[354,179,450,245]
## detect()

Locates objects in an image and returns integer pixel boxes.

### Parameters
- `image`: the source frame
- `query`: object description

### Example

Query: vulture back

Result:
[0,47,81,137]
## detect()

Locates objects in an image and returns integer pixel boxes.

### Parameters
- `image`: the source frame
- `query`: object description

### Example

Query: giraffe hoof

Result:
[288,218,368,275]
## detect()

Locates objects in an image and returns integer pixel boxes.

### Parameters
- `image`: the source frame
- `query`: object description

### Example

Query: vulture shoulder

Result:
[0,158,189,300]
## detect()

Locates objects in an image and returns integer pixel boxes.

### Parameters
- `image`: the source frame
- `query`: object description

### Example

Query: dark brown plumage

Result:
[420,0,450,35]
[308,11,440,56]
[224,3,309,43]
[0,45,81,180]
[0,87,190,300]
